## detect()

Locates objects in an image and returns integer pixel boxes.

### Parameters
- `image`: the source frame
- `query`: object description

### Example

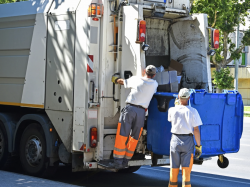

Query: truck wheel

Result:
[217,156,229,169]
[20,123,49,177]
[118,166,141,173]
[0,123,11,169]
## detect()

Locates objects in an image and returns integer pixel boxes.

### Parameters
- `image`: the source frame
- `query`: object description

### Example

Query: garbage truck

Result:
[0,0,244,176]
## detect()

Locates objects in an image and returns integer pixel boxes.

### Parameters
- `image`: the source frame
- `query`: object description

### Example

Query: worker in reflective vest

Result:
[168,88,202,187]
[110,65,158,169]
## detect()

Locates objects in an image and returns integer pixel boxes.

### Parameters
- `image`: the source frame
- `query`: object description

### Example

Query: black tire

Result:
[118,166,141,173]
[217,156,229,169]
[0,122,11,170]
[20,123,56,177]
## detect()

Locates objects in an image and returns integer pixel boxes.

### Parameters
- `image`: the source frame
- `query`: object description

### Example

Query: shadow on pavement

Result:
[2,165,250,187]
[51,166,250,187]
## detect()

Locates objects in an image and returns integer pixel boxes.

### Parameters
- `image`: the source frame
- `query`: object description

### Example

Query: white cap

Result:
[146,65,156,75]
[179,88,190,99]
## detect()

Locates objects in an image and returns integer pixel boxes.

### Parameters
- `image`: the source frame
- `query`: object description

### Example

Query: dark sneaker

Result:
[122,159,129,168]
[109,162,124,169]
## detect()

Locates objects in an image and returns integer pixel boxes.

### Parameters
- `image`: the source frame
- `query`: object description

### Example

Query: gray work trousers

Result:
[169,134,194,187]
[113,104,145,164]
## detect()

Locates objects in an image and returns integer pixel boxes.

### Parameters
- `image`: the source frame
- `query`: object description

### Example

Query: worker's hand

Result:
[111,74,120,84]
[195,145,202,158]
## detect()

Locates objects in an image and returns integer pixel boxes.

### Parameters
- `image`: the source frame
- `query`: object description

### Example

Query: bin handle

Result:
[195,89,206,93]
[240,102,244,138]
[223,90,238,94]
[189,89,206,94]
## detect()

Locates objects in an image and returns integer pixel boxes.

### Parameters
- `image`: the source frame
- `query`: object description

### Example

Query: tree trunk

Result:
[216,65,222,72]
[222,32,229,67]
[216,88,223,93]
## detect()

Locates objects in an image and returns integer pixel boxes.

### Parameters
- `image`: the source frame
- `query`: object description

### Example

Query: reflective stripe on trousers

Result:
[169,168,179,187]
[125,128,143,159]
[181,154,193,187]
[113,124,143,159]
[169,154,193,187]
[113,123,127,158]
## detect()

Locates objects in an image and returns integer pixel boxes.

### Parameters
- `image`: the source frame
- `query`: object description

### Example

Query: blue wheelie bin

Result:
[147,90,244,168]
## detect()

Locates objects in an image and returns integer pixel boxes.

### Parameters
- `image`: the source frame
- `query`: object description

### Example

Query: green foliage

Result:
[0,0,15,3]
[191,0,250,68]
[244,113,250,117]
[0,0,27,4]
[244,106,250,112]
[212,67,234,89]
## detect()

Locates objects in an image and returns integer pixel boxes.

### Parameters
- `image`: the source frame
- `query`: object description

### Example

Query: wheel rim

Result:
[25,136,42,167]
[0,129,4,160]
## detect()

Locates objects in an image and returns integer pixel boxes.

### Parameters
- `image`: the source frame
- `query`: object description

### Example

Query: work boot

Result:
[122,158,129,168]
[109,159,124,169]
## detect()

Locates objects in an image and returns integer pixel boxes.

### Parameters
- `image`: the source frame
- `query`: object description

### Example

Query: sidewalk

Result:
[0,170,80,187]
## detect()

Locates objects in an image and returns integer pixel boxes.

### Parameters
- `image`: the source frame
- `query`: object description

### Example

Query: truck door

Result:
[88,18,101,104]
[169,14,212,92]
[120,5,141,110]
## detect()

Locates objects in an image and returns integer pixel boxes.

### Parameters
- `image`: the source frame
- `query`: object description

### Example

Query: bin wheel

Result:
[217,156,229,169]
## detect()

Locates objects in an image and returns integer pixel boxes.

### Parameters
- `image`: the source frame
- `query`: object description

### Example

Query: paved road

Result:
[0,170,77,187]
[1,118,249,187]
[191,117,250,180]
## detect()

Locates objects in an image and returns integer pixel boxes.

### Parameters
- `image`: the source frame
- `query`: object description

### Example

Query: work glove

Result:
[195,145,202,158]
[174,98,180,106]
[111,74,120,84]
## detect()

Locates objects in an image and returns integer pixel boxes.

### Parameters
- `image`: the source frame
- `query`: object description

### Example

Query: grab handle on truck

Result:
[113,73,120,102]
[90,81,94,102]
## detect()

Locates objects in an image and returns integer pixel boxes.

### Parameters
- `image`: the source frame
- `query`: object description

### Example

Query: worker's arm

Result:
[193,126,201,146]
[194,126,202,158]
[111,75,124,85]
[116,78,124,85]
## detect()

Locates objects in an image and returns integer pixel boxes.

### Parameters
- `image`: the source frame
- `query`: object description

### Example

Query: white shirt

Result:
[168,105,202,134]
[124,76,158,109]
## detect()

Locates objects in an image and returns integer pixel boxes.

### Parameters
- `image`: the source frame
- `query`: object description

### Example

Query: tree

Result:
[191,0,250,71]
[212,67,234,92]
[0,0,26,4]
[0,0,15,3]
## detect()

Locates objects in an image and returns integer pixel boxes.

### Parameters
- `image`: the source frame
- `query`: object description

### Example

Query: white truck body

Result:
[0,0,212,174]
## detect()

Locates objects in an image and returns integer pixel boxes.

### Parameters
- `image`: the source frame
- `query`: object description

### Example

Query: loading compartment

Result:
[145,14,211,91]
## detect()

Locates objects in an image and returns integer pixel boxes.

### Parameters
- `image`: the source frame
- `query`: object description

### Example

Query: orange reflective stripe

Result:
[182,168,191,187]
[113,150,126,156]
[169,168,179,187]
[126,128,143,152]
[126,136,138,152]
[138,127,143,138]
[189,154,193,172]
[114,123,128,150]
[182,154,193,187]
[116,123,122,136]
